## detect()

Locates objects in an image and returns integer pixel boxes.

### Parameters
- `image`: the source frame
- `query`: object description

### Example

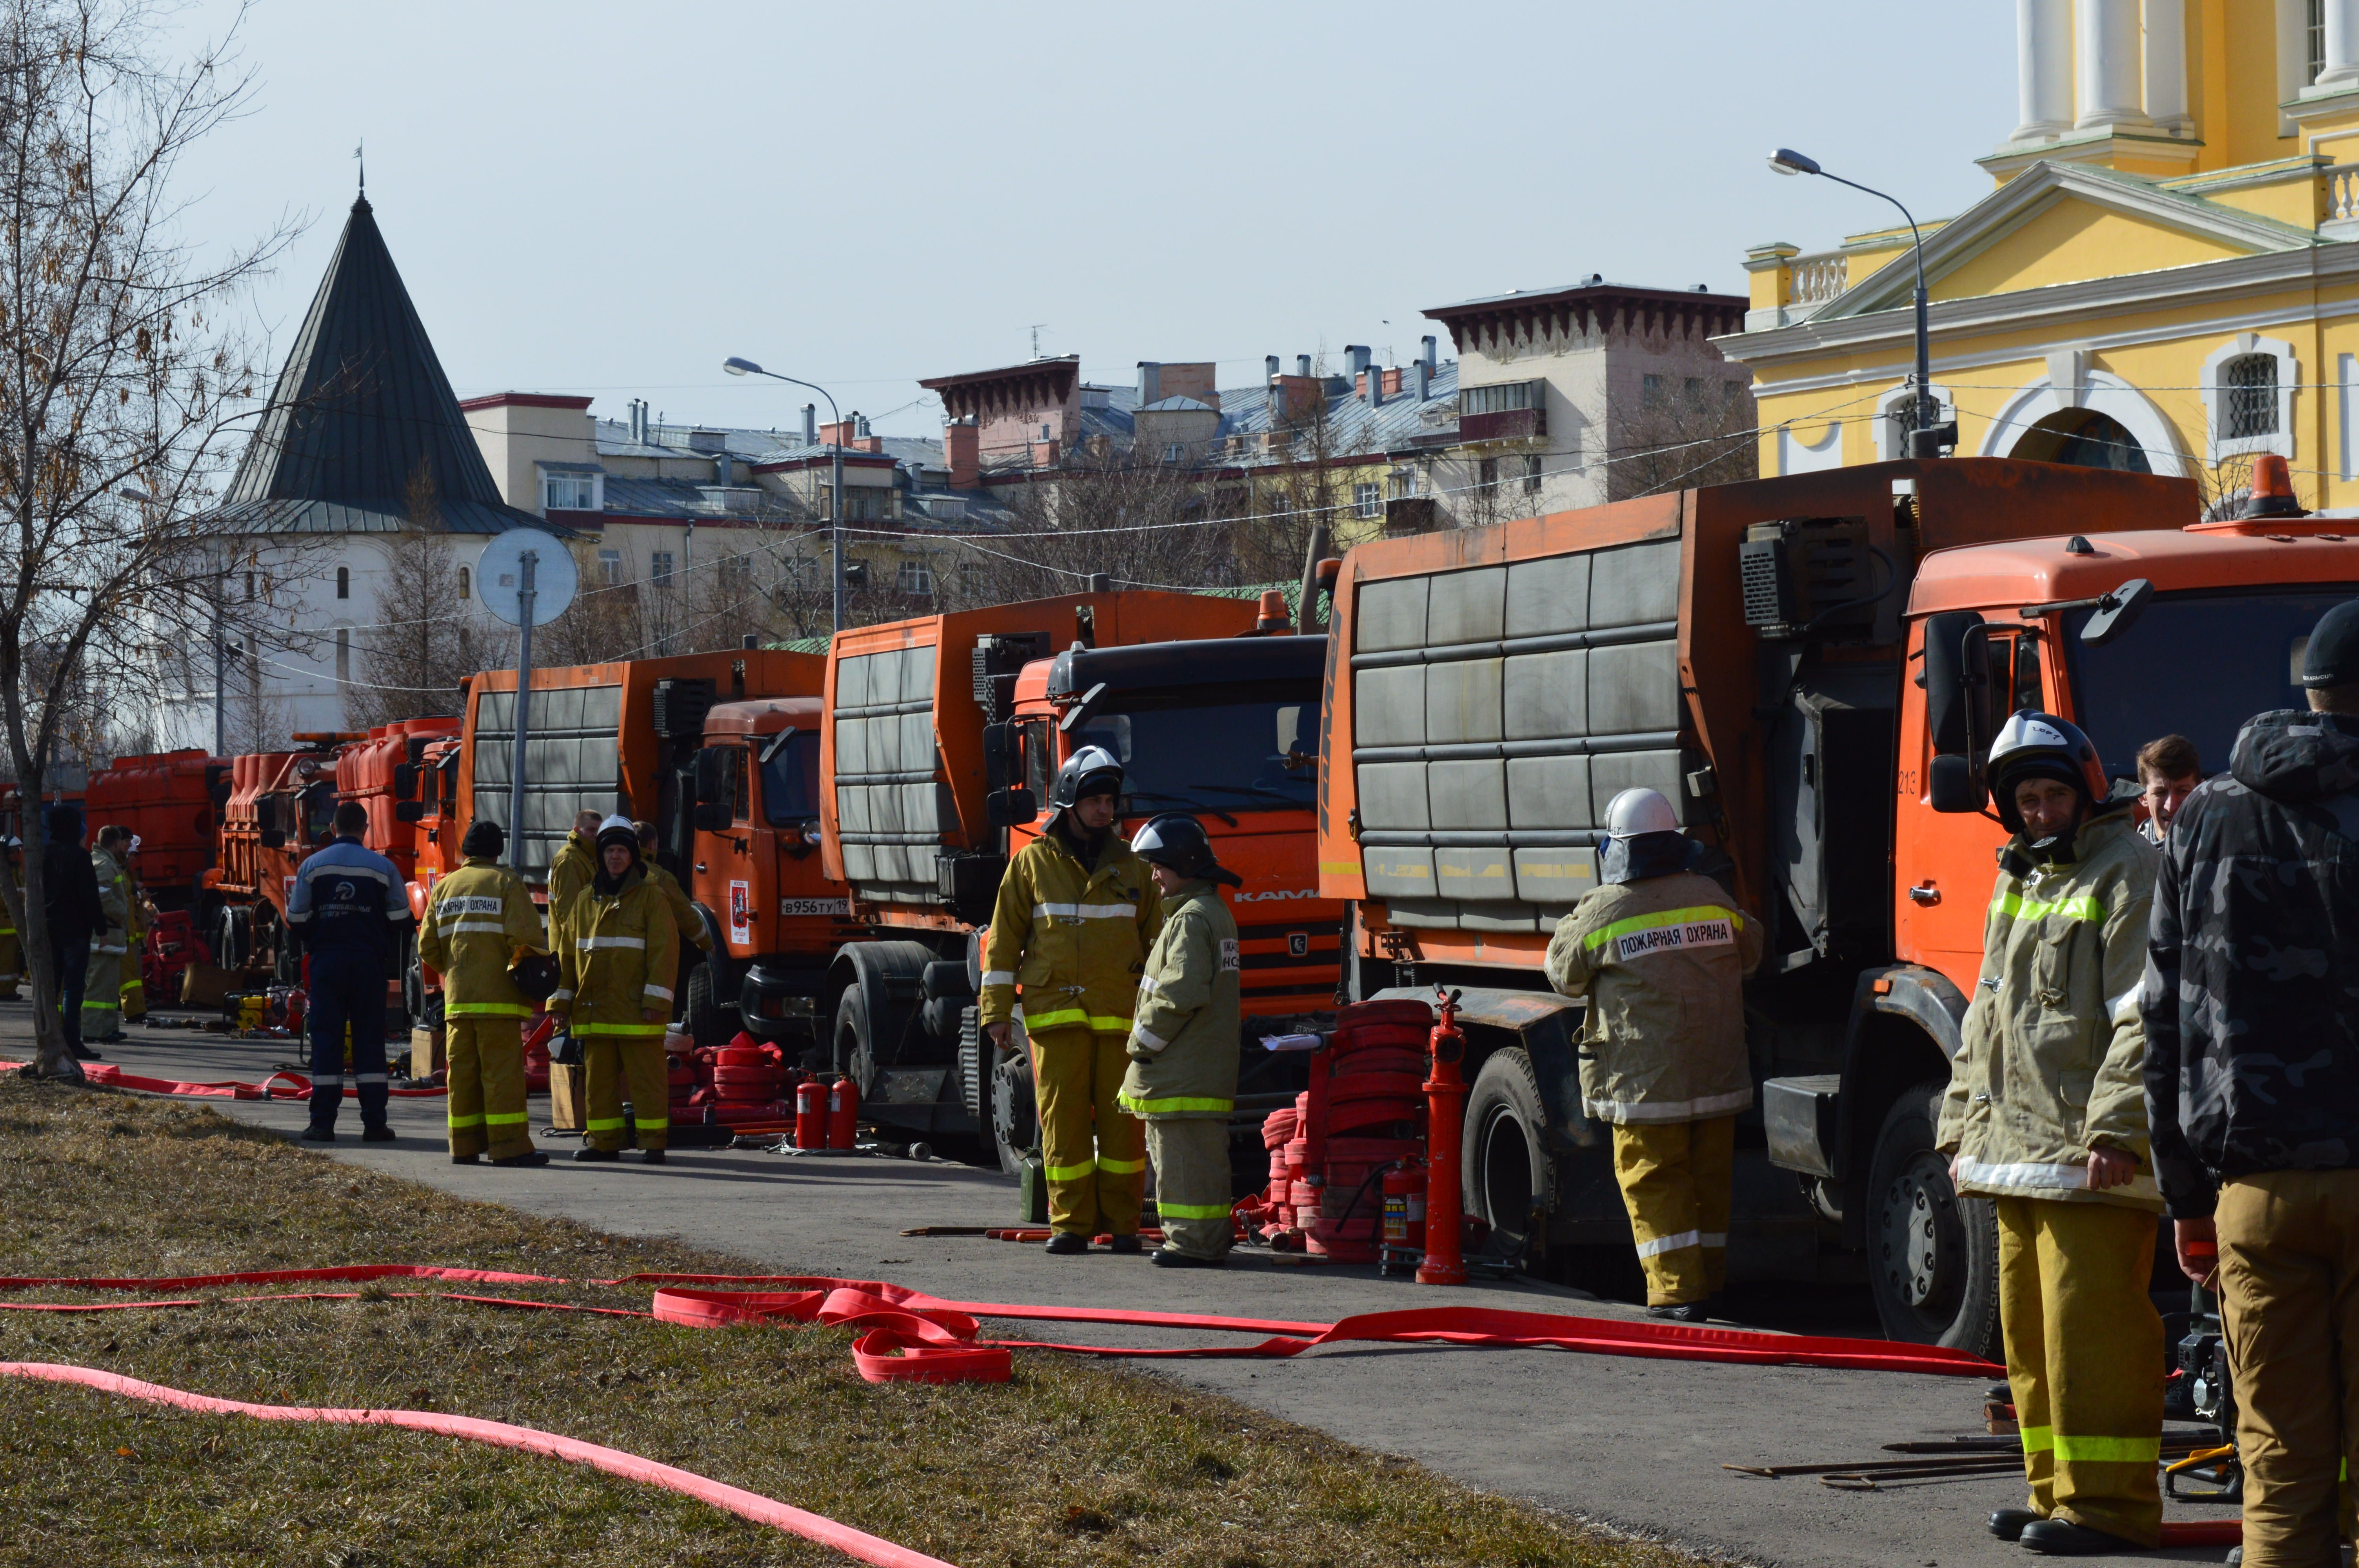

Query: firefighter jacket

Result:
[647,862,712,953]
[90,847,129,956]
[548,864,678,1038]
[1938,808,2162,1213]
[1118,878,1241,1119]
[418,855,546,1019]
[1543,869,1766,1124]
[545,829,595,948]
[2146,710,2359,1218]
[979,827,1161,1036]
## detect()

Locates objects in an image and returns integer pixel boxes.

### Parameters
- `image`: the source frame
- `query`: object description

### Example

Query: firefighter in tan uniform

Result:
[549,816,678,1165]
[545,809,602,953]
[981,747,1163,1255]
[1119,814,1243,1268]
[635,820,712,955]
[419,820,552,1167]
[1545,788,1765,1321]
[119,840,148,1022]
[1937,713,2163,1557]
[84,826,132,1043]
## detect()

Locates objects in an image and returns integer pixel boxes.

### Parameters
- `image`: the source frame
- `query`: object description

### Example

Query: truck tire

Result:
[213,906,244,972]
[684,962,730,1052]
[1463,1046,1556,1263]
[990,1047,1037,1177]
[834,985,874,1094]
[401,930,425,1025]
[1865,1081,2001,1359]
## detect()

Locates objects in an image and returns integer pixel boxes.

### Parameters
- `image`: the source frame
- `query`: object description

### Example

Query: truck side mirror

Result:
[2079,577,2152,647]
[393,801,426,824]
[392,762,418,800]
[987,787,1038,827]
[983,722,1014,791]
[1920,610,1992,813]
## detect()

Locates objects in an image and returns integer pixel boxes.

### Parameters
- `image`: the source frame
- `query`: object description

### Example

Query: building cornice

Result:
[1719,241,2359,376]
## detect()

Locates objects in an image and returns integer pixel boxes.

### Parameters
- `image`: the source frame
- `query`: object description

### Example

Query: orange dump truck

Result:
[335,717,463,1022]
[83,749,227,912]
[211,733,355,982]
[814,589,1341,1164]
[453,649,838,1039]
[1317,457,2234,1356]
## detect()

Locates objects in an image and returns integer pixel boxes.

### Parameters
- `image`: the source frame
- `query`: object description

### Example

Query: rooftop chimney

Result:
[1265,354,1280,381]
[1137,362,1160,406]
[802,403,817,445]
[1421,336,1438,370]
[1346,345,1372,376]
[1411,359,1430,401]
[1365,361,1383,409]
[854,412,871,438]
[945,418,979,488]
[1296,354,1311,377]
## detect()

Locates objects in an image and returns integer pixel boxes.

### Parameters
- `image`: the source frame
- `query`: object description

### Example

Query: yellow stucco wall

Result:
[1934,202,2248,299]
[2198,175,2324,228]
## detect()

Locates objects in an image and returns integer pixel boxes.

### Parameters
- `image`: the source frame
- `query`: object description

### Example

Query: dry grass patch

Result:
[0,1076,1723,1568]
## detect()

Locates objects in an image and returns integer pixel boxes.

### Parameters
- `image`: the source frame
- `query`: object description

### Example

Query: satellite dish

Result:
[476,529,577,628]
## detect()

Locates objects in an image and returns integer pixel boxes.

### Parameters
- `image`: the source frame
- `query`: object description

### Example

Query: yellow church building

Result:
[1727,0,2359,512]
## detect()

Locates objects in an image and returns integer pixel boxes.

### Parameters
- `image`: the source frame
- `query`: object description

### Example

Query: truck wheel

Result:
[1463,1046,1555,1262]
[396,930,422,1031]
[213,906,243,971]
[834,986,874,1092]
[684,963,731,1051]
[990,1049,1037,1177]
[1865,1081,2001,1359]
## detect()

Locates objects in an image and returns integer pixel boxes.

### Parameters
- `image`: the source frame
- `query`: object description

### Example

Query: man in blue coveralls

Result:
[289,800,412,1143]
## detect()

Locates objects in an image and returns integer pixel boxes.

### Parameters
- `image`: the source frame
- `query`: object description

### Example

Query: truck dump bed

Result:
[1318,458,2197,971]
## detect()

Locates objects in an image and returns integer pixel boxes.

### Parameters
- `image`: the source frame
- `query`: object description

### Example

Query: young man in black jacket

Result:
[38,804,103,1060]
[2144,598,2359,1567]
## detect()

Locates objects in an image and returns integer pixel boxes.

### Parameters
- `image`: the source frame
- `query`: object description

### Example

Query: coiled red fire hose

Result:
[0,1359,959,1568]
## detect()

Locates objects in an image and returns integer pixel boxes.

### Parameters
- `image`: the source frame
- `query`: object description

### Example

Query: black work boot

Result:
[493,1151,550,1168]
[2019,1519,2140,1555]
[1151,1249,1225,1269]
[299,1125,335,1143]
[572,1146,620,1163]
[1647,1301,1710,1323]
[1043,1232,1089,1255]
[1104,1234,1142,1255]
[360,1125,396,1143]
[638,1148,665,1165]
[1989,1509,2041,1541]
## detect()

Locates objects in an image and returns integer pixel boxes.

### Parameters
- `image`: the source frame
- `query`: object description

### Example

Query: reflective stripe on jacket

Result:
[545,830,595,951]
[1119,879,1241,1118]
[91,847,129,953]
[1938,810,2162,1212]
[1543,869,1765,1124]
[549,864,678,1036]
[978,829,1161,1034]
[647,863,712,953]
[418,856,546,1016]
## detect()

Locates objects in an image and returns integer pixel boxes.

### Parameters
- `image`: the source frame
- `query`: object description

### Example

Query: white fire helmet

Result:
[1603,788,1680,840]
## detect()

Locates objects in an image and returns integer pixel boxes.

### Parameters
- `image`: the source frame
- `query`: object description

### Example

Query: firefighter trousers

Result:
[1029,1025,1143,1238]
[0,926,21,997]
[2216,1169,2359,1568]
[1609,1114,1735,1305]
[446,1014,532,1161]
[1144,1116,1232,1259]
[82,946,123,1039]
[121,962,145,1020]
[1994,1195,2164,1547]
[582,1029,669,1153]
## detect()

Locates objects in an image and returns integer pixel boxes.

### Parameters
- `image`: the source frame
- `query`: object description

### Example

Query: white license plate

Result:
[779,898,850,917]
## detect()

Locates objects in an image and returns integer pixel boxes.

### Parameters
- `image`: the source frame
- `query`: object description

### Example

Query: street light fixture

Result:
[726,356,847,634]
[1767,147,1955,459]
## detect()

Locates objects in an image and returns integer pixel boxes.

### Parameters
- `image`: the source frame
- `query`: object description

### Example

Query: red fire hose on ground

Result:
[2,1059,445,1100]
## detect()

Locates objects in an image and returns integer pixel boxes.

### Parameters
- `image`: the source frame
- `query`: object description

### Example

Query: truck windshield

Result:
[2063,587,2359,779]
[760,733,821,825]
[1074,685,1316,811]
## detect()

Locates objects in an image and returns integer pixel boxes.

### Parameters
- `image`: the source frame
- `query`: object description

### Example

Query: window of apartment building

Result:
[1642,374,1666,406]
[1163,443,1184,464]
[334,565,349,600]
[896,560,934,596]
[959,562,983,601]
[1353,482,1381,519]
[598,549,622,584]
[1478,457,1499,493]
[1387,466,1416,500]
[543,471,596,511]
[2223,353,2280,439]
[1460,381,1540,416]
[335,628,350,683]
[1523,456,1544,494]
[458,565,470,600]
[1725,379,1748,405]
[718,554,753,600]
[651,551,675,587]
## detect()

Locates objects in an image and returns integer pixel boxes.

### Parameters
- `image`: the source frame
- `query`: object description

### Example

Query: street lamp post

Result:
[1768,148,1956,459]
[724,356,845,633]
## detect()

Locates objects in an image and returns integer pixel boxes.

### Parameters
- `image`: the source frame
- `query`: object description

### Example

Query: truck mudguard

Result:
[1860,963,1968,1059]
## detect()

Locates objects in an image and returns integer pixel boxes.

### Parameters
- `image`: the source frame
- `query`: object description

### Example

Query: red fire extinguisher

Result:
[794,1081,827,1150]
[1418,986,1468,1287]
[827,1076,860,1150]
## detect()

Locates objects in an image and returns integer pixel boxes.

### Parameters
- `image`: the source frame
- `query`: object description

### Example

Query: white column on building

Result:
[2015,0,2073,139]
[2317,0,2359,93]
[2141,0,2189,128]
[2074,0,2150,130]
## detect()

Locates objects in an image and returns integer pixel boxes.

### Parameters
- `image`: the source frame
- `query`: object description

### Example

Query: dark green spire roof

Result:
[217,196,552,535]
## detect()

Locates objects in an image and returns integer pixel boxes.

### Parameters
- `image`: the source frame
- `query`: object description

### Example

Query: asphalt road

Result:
[11,1007,2239,1568]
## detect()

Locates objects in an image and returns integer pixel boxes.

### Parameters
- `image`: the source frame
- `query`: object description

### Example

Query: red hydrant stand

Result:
[1417,987,1470,1286]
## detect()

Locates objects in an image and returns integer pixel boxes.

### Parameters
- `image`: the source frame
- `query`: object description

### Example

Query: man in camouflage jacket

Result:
[2145,606,2359,1566]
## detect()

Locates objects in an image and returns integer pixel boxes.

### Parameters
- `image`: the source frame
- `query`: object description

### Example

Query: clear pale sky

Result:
[169,2,2016,439]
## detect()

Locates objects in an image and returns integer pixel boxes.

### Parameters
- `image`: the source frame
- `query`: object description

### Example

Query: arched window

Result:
[458,565,470,600]
[2222,353,2280,439]
[335,565,350,600]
